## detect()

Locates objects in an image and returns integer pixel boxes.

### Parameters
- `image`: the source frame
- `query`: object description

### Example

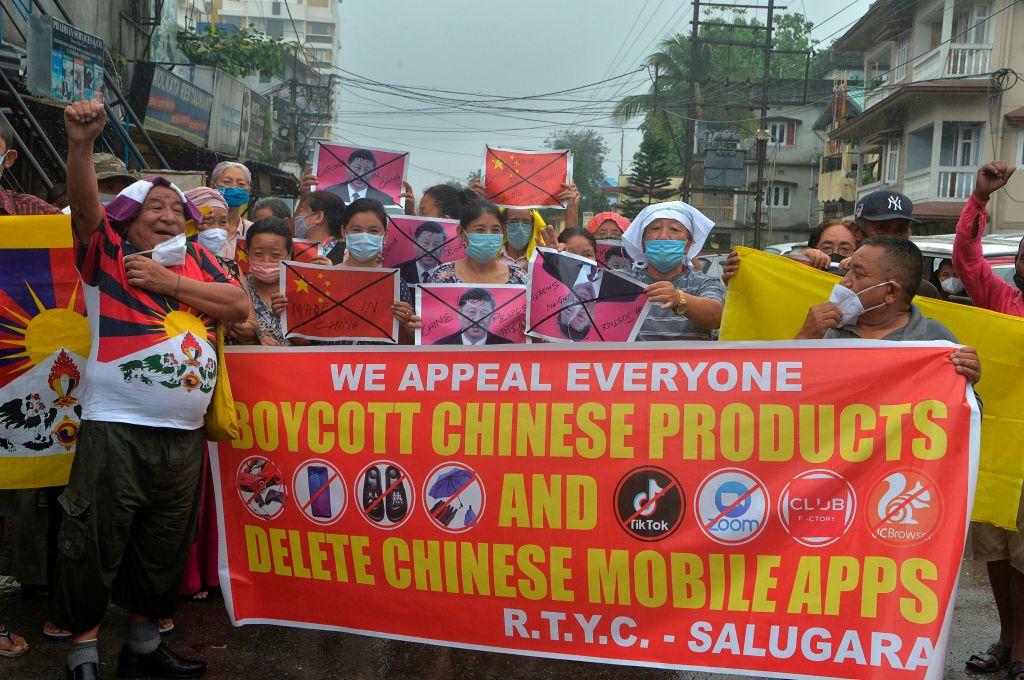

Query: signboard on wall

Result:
[128,62,214,148]
[26,15,105,104]
[208,70,247,156]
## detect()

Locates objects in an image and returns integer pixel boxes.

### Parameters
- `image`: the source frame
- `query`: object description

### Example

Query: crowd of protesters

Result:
[0,99,1017,679]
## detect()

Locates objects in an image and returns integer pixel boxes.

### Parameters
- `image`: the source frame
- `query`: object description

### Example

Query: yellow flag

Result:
[720,246,1024,530]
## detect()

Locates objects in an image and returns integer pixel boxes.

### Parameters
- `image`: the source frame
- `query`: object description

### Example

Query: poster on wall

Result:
[27,15,105,104]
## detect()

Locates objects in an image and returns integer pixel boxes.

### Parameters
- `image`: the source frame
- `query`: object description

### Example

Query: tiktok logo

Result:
[614,467,684,541]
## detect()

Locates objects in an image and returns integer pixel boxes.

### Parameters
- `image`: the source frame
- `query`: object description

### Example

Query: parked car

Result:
[763,241,805,256]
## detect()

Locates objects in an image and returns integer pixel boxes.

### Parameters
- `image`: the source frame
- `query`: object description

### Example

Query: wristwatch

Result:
[673,289,688,316]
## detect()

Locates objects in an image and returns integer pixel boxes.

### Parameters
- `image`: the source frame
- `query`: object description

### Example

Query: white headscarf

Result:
[622,201,715,266]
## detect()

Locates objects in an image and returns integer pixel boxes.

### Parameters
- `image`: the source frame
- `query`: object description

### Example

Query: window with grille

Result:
[767,121,796,146]
[764,185,791,208]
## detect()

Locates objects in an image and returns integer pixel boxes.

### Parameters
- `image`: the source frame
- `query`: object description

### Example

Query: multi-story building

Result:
[830,0,1024,233]
[733,79,837,247]
[178,0,341,145]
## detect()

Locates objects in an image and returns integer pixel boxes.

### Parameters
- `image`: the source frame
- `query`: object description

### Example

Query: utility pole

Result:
[751,0,775,250]
[682,0,700,204]
[288,43,299,165]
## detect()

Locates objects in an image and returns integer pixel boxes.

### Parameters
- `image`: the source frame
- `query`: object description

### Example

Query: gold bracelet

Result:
[674,289,688,316]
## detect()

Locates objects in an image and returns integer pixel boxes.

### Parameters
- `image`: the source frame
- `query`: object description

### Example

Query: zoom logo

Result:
[694,469,769,546]
[613,466,684,541]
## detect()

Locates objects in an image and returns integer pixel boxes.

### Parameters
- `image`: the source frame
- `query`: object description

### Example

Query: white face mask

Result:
[828,281,891,327]
[198,228,228,255]
[135,232,187,267]
[941,277,964,295]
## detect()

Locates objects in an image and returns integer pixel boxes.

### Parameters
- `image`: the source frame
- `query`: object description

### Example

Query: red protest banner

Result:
[483,147,573,209]
[212,342,978,679]
[279,261,399,342]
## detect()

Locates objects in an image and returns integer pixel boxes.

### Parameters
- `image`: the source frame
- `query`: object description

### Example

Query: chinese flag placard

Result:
[279,261,399,343]
[482,146,573,209]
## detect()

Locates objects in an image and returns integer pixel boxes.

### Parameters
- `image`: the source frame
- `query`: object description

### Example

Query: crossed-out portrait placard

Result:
[596,239,634,270]
[279,261,399,343]
[382,215,465,286]
[482,146,573,209]
[415,283,527,346]
[526,248,651,344]
[313,142,408,206]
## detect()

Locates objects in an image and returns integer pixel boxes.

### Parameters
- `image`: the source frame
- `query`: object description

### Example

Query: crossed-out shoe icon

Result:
[357,461,412,529]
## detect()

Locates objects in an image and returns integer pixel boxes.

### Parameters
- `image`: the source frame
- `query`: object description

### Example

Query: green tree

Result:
[177,27,289,79]
[612,12,818,175]
[621,129,677,219]
[543,128,610,214]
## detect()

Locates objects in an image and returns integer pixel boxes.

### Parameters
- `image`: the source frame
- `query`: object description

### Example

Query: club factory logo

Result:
[778,469,856,547]
[694,468,769,546]
[613,466,685,541]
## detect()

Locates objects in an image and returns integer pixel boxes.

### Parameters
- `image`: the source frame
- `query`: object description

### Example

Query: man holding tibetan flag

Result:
[54,100,248,680]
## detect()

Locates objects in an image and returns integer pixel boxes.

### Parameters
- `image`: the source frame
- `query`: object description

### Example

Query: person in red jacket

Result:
[954,161,1024,677]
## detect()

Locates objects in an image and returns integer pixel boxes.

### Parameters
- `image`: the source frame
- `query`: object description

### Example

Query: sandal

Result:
[189,589,209,602]
[1008,660,1024,680]
[968,643,1012,673]
[0,624,29,658]
[42,621,72,641]
[159,618,174,636]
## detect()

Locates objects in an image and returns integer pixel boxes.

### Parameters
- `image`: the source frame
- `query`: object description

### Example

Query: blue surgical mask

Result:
[218,186,250,208]
[506,222,533,250]
[645,239,688,273]
[465,233,505,263]
[345,232,384,262]
[197,228,228,255]
[293,215,310,239]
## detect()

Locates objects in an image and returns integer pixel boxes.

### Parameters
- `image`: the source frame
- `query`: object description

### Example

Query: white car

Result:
[763,241,806,256]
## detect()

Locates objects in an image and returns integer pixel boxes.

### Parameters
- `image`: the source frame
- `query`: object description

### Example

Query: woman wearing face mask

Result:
[209,162,253,258]
[424,199,528,285]
[185,187,260,344]
[244,217,294,346]
[619,201,726,341]
[294,198,421,344]
[292,190,347,264]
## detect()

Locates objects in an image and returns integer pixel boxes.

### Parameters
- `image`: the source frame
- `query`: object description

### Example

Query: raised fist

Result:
[974,161,1016,202]
[64,100,106,144]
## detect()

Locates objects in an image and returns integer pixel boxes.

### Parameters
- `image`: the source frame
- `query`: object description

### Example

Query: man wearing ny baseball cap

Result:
[854,189,940,298]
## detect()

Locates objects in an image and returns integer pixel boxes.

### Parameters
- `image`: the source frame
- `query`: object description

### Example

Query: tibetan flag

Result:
[280,261,399,343]
[0,214,90,489]
[482,146,573,209]
[720,246,1024,530]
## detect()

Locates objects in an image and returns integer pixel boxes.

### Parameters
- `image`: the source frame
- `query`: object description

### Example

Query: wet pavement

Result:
[0,559,1001,679]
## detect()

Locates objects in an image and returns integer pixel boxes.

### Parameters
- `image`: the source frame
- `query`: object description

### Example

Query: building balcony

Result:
[903,168,976,202]
[865,44,992,110]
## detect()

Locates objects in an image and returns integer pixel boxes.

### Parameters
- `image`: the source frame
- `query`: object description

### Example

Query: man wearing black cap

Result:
[852,189,939,298]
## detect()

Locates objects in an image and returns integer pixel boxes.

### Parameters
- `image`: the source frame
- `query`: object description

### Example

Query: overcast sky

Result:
[337,0,873,193]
